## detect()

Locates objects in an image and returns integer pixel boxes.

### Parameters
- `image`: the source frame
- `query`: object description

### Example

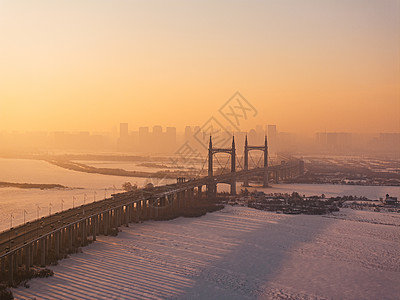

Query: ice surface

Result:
[12,207,400,300]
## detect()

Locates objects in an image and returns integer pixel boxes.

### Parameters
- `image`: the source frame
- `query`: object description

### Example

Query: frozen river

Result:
[12,206,400,300]
[0,157,399,232]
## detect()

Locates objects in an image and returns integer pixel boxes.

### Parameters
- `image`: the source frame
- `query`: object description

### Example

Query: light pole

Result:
[36,204,41,237]
[104,188,107,199]
[61,199,64,211]
[94,191,97,202]
[84,193,87,205]
[23,209,27,244]
[73,196,76,208]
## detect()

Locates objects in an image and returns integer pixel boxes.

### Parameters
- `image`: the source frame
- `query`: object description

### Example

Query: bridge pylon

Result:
[244,135,269,187]
[207,135,236,196]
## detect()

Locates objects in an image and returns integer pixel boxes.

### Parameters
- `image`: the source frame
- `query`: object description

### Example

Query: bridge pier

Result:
[17,249,22,268]
[24,245,31,273]
[167,194,173,214]
[1,257,5,281]
[40,238,46,267]
[103,212,108,235]
[189,188,194,207]
[82,220,87,246]
[197,186,202,200]
[207,181,217,199]
[125,206,130,227]
[8,253,14,285]
[153,199,159,219]
[55,231,60,258]
[136,201,142,222]
[92,217,97,241]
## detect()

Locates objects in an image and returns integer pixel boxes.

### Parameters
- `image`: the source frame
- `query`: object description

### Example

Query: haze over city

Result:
[0,1,399,300]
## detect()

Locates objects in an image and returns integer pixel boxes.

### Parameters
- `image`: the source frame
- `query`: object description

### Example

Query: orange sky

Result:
[0,0,399,134]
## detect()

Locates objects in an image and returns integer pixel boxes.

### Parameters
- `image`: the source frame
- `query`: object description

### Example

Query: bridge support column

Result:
[17,249,23,267]
[153,199,159,219]
[177,191,182,209]
[125,206,129,227]
[263,136,269,187]
[103,212,108,235]
[161,196,167,216]
[230,178,236,195]
[40,238,46,267]
[142,199,147,219]
[25,245,31,272]
[136,201,141,221]
[8,253,14,285]
[81,220,87,246]
[167,194,173,214]
[112,209,116,228]
[146,199,153,220]
[207,181,217,199]
[129,203,134,222]
[244,136,249,187]
[68,226,73,250]
[189,188,194,207]
[93,217,97,241]
[197,186,202,200]
[55,231,60,258]
[1,257,5,281]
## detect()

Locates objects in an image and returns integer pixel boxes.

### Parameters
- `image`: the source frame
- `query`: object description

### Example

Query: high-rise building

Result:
[267,125,277,156]
[120,123,128,138]
[316,132,352,152]
[153,125,162,135]
[256,124,264,144]
[184,126,192,141]
[166,127,177,151]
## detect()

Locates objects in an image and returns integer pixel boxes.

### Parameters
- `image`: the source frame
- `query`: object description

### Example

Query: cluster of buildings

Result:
[117,123,284,155]
[315,132,400,153]
[0,125,398,156]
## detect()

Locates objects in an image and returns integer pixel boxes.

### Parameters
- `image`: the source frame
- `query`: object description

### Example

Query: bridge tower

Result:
[207,136,236,196]
[244,135,269,187]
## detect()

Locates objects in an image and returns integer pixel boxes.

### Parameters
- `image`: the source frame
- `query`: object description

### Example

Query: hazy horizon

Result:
[1,0,399,135]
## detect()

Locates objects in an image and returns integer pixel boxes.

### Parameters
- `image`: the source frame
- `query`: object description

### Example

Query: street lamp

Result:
[10,213,13,229]
[36,204,41,237]
[23,209,27,244]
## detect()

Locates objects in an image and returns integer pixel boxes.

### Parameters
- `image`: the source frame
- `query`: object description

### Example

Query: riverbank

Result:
[0,182,69,190]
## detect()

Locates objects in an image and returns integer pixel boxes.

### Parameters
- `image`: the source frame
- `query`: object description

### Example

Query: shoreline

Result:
[0,182,70,190]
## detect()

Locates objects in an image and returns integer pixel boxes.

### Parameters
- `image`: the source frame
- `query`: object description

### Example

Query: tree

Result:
[145,182,154,189]
[122,182,137,192]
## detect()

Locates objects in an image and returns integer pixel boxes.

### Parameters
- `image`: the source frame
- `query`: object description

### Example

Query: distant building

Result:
[315,132,352,152]
[184,126,192,141]
[385,194,398,205]
[166,127,177,151]
[153,125,162,135]
[267,125,277,156]
[120,123,128,138]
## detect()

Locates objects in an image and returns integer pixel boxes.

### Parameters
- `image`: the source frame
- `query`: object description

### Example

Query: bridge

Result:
[0,135,304,285]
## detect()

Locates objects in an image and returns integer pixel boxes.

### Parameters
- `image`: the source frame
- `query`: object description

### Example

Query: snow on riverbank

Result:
[12,207,400,300]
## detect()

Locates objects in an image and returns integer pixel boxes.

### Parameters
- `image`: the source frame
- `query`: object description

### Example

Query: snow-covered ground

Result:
[12,206,400,300]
